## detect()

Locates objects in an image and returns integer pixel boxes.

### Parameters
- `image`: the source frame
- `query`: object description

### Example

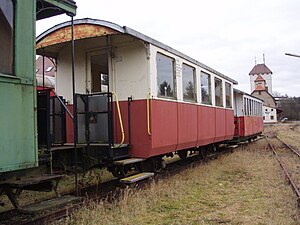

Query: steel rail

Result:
[265,137,300,205]
[275,136,300,159]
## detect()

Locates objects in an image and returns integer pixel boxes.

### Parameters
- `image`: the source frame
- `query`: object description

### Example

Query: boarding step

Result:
[21,195,80,214]
[0,174,65,209]
[7,174,64,190]
[113,158,145,166]
[120,172,154,184]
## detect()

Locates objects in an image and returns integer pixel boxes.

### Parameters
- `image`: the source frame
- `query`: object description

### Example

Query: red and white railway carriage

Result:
[233,89,263,140]
[37,18,238,165]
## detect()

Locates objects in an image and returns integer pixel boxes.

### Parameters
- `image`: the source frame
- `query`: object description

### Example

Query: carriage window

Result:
[225,82,232,108]
[246,98,249,115]
[244,98,247,115]
[215,77,223,107]
[201,72,211,105]
[182,63,196,101]
[157,53,176,98]
[0,0,14,75]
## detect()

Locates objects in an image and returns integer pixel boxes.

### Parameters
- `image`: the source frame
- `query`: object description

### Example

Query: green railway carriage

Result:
[0,0,76,208]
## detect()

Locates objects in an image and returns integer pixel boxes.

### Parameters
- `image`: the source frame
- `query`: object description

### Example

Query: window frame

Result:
[182,63,197,102]
[214,77,223,107]
[225,82,232,108]
[156,52,176,99]
[200,71,212,105]
[0,0,15,76]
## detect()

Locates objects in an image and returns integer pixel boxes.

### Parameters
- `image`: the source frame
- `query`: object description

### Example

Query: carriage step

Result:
[113,158,145,166]
[120,172,154,184]
[7,174,64,189]
[20,195,80,214]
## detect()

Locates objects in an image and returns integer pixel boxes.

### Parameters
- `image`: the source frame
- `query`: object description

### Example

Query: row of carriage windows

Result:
[0,0,14,75]
[243,97,262,116]
[156,53,232,108]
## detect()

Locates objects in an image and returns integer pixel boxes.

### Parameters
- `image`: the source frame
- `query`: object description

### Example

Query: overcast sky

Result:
[37,0,300,97]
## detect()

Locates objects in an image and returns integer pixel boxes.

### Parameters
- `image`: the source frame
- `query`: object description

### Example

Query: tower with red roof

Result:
[249,63,277,123]
[249,63,273,94]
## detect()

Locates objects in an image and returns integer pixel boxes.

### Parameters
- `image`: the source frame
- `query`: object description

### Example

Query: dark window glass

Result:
[225,82,232,108]
[271,115,274,120]
[0,0,14,75]
[201,72,211,104]
[157,53,176,98]
[215,77,223,107]
[244,98,247,115]
[182,63,196,101]
[247,99,250,115]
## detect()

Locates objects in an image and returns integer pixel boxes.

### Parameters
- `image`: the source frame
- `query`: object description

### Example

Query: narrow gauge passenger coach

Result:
[233,89,263,140]
[36,19,238,166]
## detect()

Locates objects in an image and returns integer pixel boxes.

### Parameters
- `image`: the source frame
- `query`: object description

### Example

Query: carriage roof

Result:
[37,18,238,84]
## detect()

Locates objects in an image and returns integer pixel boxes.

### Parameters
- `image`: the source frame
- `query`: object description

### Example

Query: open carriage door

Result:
[89,51,109,93]
[87,35,110,94]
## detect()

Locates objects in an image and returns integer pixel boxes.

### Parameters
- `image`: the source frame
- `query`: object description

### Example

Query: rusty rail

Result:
[265,137,300,206]
[276,136,300,159]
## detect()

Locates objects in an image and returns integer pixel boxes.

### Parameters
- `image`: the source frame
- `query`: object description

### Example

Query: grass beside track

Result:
[62,138,298,225]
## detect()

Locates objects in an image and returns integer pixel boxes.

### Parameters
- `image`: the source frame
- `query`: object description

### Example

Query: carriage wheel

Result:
[140,157,165,173]
[178,150,188,160]
[108,166,127,179]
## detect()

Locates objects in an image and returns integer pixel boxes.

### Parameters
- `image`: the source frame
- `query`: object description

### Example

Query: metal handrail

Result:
[111,92,125,147]
[52,90,74,120]
[147,91,151,136]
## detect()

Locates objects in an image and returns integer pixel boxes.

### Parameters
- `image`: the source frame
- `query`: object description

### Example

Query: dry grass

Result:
[61,139,298,225]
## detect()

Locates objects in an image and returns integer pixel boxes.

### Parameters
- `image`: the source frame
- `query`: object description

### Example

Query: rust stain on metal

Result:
[37,24,119,49]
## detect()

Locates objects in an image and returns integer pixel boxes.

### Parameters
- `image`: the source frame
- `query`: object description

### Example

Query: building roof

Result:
[36,18,238,85]
[254,74,265,82]
[36,56,55,77]
[249,64,273,75]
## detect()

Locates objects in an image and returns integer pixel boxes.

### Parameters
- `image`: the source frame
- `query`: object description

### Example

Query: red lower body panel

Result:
[118,99,234,158]
[66,99,235,158]
[235,116,263,137]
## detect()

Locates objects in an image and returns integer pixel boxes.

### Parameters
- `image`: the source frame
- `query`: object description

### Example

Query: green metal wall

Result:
[0,1,38,172]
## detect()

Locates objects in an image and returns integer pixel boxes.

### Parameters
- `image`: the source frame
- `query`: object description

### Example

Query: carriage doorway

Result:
[90,52,109,93]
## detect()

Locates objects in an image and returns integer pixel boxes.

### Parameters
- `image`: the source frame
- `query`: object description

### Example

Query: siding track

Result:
[265,136,300,206]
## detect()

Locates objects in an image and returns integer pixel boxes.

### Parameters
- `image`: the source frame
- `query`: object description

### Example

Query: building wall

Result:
[263,106,277,123]
[252,90,276,107]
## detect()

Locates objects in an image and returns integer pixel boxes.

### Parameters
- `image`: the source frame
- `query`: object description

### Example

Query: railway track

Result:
[265,136,300,207]
[0,142,248,224]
